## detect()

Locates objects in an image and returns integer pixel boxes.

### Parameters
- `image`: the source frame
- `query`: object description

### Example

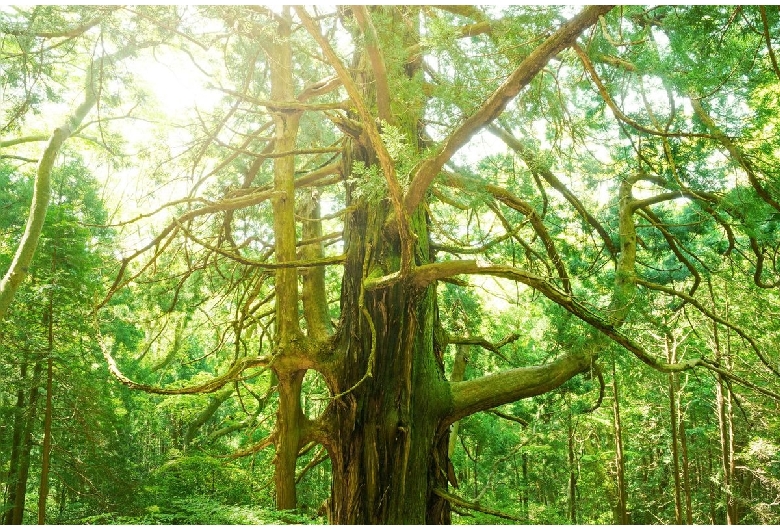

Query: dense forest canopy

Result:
[1,4,780,525]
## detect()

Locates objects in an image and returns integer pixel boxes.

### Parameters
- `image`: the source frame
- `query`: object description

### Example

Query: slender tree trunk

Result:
[521,453,529,518]
[37,252,56,524]
[567,394,577,524]
[716,373,734,524]
[11,360,43,524]
[612,361,629,524]
[679,376,693,524]
[725,356,738,524]
[2,365,26,525]
[264,7,306,512]
[57,479,66,520]
[37,355,54,524]
[667,336,683,524]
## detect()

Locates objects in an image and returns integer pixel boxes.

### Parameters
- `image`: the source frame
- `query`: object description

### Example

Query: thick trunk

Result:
[270,6,613,524]
[275,371,306,510]
[324,196,450,524]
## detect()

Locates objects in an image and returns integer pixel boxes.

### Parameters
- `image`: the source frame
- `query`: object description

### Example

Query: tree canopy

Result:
[1,4,779,525]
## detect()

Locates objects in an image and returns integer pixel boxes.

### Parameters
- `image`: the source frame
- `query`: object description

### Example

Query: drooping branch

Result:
[226,433,276,461]
[102,337,271,396]
[440,171,571,292]
[637,278,780,378]
[486,408,530,427]
[404,5,614,213]
[573,43,714,140]
[447,333,520,360]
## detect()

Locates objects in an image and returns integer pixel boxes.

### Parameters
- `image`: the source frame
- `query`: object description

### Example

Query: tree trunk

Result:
[612,361,629,525]
[712,293,736,525]
[10,360,43,524]
[37,355,54,524]
[37,255,56,524]
[323,194,451,524]
[679,376,693,524]
[567,394,577,524]
[2,365,27,525]
[667,336,683,524]
[248,6,610,525]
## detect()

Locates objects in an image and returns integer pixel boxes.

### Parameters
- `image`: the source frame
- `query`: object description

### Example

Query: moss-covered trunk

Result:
[322,189,451,523]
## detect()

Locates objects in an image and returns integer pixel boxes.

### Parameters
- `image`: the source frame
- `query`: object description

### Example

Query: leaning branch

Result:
[446,352,594,425]
[0,45,141,319]
[404,5,613,212]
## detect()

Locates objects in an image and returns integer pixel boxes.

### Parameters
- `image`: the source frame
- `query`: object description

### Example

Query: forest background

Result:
[1,4,780,525]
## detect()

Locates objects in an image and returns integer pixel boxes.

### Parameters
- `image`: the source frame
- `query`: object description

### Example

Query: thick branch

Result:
[445,352,593,425]
[352,6,392,123]
[404,5,613,212]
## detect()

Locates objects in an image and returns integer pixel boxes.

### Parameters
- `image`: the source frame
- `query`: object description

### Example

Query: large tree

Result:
[4,5,779,524]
